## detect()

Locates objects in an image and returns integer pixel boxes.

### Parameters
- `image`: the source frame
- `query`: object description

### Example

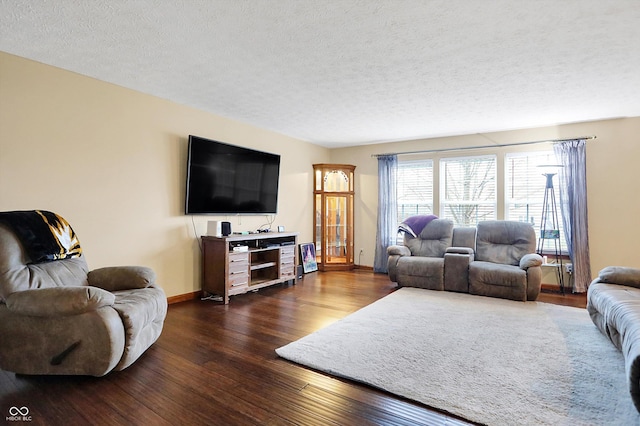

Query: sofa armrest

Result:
[387,245,411,257]
[446,246,474,256]
[5,286,115,317]
[88,266,156,292]
[595,266,640,289]
[520,253,543,269]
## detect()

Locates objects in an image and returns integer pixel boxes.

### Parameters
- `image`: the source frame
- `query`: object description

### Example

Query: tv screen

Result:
[185,135,280,215]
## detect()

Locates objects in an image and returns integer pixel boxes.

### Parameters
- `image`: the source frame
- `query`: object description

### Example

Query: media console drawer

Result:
[280,246,296,279]
[202,232,299,304]
[228,252,249,288]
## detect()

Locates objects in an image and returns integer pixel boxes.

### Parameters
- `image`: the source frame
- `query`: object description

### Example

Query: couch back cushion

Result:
[475,220,536,266]
[406,219,454,257]
[0,224,89,300]
[452,227,477,250]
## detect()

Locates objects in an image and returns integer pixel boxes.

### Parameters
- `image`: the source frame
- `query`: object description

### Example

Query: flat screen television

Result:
[185,135,280,215]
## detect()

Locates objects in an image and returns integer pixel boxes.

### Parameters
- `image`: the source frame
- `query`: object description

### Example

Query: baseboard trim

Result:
[541,283,575,294]
[354,264,374,271]
[167,291,201,305]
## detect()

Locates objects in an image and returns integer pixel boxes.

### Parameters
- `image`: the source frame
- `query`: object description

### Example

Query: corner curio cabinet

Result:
[313,164,355,271]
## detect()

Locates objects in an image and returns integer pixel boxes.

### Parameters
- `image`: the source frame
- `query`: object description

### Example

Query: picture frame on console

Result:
[300,243,318,273]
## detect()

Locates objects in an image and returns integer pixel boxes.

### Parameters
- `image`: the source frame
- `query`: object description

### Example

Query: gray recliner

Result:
[387,219,455,290]
[0,211,167,376]
[388,218,477,291]
[469,220,543,301]
[387,217,542,301]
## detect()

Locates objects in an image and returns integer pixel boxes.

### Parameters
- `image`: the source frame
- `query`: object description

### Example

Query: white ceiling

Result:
[1,1,640,148]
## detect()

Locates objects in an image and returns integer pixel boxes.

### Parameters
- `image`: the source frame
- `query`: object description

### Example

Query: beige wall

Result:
[332,116,640,280]
[2,51,639,297]
[0,52,329,297]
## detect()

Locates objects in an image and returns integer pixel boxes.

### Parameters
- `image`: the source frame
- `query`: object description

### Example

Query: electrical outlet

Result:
[565,263,573,274]
[359,248,364,255]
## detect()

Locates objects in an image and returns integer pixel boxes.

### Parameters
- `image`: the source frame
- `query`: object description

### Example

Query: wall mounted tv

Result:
[185,135,280,215]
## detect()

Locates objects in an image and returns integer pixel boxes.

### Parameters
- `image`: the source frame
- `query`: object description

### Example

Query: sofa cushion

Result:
[397,257,444,290]
[405,219,453,257]
[469,261,527,301]
[451,226,477,250]
[0,224,89,301]
[475,220,536,266]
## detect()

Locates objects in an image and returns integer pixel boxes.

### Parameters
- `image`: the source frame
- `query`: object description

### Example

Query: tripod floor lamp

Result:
[537,167,565,293]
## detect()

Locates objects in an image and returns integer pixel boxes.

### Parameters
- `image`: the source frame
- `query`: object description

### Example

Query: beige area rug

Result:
[276,288,639,425]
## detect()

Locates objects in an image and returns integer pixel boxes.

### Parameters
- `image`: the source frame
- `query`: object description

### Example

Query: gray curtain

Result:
[374,155,398,273]
[554,140,591,292]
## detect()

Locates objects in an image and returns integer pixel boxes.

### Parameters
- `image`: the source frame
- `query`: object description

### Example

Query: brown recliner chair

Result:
[0,210,167,376]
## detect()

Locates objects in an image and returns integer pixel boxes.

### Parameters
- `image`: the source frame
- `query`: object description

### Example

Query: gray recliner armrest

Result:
[387,245,411,257]
[446,246,475,256]
[595,266,640,289]
[520,253,543,269]
[88,266,156,292]
[5,286,115,317]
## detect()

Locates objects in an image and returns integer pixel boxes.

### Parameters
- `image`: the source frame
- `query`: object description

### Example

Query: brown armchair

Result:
[0,210,167,376]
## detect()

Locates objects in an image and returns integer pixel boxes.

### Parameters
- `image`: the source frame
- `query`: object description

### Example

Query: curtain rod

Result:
[371,135,596,158]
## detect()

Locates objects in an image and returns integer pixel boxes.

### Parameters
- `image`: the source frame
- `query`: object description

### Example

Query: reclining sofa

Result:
[0,210,167,376]
[388,217,543,301]
[588,266,640,412]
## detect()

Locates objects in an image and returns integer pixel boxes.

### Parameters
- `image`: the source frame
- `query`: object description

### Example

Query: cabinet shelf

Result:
[250,277,278,287]
[250,261,277,271]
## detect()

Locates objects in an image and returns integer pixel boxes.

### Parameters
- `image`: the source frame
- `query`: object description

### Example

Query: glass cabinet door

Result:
[325,195,346,264]
[313,164,355,271]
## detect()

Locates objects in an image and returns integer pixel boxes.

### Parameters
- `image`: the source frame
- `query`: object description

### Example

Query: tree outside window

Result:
[440,155,496,226]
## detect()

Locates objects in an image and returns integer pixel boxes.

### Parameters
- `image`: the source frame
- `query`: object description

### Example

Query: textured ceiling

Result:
[1,1,640,148]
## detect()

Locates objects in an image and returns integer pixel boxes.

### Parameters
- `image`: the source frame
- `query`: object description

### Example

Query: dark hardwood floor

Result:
[0,271,586,426]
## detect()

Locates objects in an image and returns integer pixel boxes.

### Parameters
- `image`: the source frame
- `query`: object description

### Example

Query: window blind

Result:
[440,155,496,226]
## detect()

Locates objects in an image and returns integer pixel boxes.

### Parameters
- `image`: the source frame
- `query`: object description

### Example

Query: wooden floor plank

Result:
[0,270,586,425]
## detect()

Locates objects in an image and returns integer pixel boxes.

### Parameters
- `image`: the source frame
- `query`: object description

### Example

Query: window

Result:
[394,150,568,253]
[396,160,433,222]
[440,155,496,226]
[505,152,568,253]
[395,160,433,243]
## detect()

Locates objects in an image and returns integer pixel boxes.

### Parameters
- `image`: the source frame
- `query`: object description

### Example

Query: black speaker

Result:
[296,265,304,280]
[221,221,232,236]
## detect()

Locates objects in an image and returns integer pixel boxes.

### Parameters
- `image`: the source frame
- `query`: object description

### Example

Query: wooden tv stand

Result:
[201,232,298,304]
